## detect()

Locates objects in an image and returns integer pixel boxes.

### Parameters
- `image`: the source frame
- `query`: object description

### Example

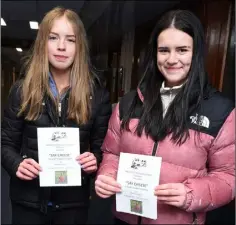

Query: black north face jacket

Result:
[1,80,112,213]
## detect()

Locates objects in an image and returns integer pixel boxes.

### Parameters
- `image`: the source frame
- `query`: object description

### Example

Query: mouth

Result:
[166,67,182,70]
[54,55,68,61]
[165,67,182,73]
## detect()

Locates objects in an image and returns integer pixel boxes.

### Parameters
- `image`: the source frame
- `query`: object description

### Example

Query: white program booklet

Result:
[37,127,81,187]
[116,152,162,219]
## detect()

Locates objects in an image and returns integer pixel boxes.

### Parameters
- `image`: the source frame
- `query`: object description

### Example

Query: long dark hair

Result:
[121,10,209,145]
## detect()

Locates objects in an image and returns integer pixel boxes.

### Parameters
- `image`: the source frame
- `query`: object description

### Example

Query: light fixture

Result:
[16,48,23,52]
[29,21,38,29]
[1,18,6,26]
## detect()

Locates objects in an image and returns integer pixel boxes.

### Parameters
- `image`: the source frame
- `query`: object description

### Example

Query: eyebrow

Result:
[158,46,191,49]
[158,47,168,50]
[176,46,191,49]
[49,32,76,38]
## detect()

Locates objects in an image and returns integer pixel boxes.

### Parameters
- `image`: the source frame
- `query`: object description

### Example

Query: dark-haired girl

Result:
[95,10,235,224]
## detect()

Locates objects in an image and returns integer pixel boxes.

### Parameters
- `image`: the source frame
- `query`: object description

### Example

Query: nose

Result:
[167,52,178,64]
[57,39,66,51]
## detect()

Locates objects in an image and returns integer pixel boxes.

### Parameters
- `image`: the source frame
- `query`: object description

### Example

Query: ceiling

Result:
[1,0,179,69]
[1,0,113,70]
[1,0,113,41]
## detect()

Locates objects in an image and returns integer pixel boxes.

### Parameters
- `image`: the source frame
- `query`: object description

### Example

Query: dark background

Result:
[2,0,235,224]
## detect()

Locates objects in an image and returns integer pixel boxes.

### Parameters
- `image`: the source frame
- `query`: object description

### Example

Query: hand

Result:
[154,183,187,208]
[95,175,121,198]
[76,152,97,174]
[16,158,42,180]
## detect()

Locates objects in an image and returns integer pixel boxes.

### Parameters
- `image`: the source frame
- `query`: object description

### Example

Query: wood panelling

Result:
[203,0,232,90]
[1,58,18,119]
[131,17,157,89]
[222,4,235,101]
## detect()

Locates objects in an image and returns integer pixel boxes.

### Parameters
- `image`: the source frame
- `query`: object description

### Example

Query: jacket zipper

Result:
[58,102,62,117]
[40,98,63,213]
[152,142,158,156]
[192,213,198,224]
[57,101,62,126]
[138,141,159,225]
[151,142,197,224]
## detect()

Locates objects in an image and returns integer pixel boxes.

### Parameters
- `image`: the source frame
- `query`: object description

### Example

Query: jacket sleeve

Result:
[97,103,121,179]
[90,88,112,169]
[183,109,235,212]
[1,81,24,177]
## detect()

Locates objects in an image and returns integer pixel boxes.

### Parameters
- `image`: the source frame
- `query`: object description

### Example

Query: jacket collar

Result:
[136,79,212,104]
[48,72,70,101]
[160,81,185,94]
[49,72,58,99]
[137,81,185,103]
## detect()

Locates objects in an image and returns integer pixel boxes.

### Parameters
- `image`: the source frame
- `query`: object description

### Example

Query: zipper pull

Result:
[58,102,62,117]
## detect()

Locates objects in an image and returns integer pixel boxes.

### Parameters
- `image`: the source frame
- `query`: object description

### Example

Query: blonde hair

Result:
[19,6,93,124]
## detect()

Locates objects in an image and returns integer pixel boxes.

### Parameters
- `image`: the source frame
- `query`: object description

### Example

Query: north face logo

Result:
[190,113,210,128]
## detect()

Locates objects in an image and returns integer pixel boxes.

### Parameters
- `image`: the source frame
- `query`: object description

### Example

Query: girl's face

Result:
[48,16,76,72]
[157,28,193,87]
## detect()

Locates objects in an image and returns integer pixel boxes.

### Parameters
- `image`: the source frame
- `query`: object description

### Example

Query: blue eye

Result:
[68,39,75,43]
[49,36,57,40]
